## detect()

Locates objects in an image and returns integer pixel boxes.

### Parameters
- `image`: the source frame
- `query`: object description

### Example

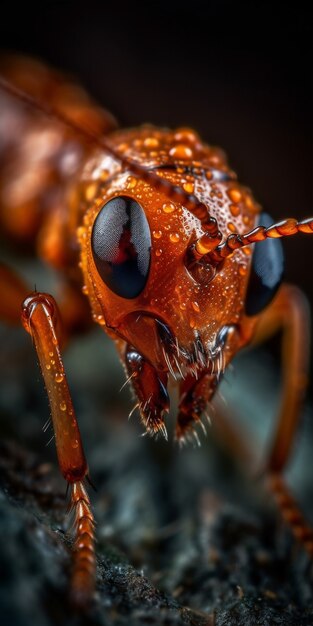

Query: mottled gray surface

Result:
[0,313,313,625]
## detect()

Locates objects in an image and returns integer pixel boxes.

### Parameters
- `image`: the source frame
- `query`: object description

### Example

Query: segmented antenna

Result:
[203,217,313,266]
[0,75,222,244]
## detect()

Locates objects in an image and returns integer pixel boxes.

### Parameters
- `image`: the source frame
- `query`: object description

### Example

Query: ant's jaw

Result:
[120,321,239,442]
[117,311,239,383]
[124,346,170,440]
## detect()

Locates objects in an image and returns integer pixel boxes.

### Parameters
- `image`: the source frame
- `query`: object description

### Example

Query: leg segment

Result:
[71,482,96,605]
[267,474,313,556]
[251,284,313,554]
[252,284,310,473]
[21,292,96,605]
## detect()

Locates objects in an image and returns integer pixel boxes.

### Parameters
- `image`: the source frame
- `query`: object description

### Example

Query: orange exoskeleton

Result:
[0,56,312,606]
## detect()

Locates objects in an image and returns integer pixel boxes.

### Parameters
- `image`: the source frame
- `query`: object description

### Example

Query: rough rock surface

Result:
[0,321,312,625]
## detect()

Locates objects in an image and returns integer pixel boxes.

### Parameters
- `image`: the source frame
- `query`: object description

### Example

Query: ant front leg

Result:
[251,283,313,555]
[21,292,96,606]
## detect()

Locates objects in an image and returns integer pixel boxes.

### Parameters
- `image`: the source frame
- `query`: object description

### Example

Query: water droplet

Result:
[169,144,193,160]
[50,359,55,366]
[189,317,196,329]
[230,203,240,217]
[85,182,98,201]
[49,352,53,357]
[183,181,194,193]
[243,247,252,256]
[45,363,51,370]
[228,222,236,233]
[180,302,187,311]
[100,169,109,181]
[245,195,254,210]
[126,176,137,189]
[228,188,242,203]
[55,372,64,383]
[162,202,176,213]
[60,402,67,412]
[143,137,159,148]
[72,439,79,449]
[174,128,198,143]
[239,264,247,276]
[155,249,163,257]
[77,226,84,242]
[191,301,200,313]
[209,155,222,166]
[82,285,88,295]
[117,142,128,152]
[152,229,162,239]
[169,232,180,243]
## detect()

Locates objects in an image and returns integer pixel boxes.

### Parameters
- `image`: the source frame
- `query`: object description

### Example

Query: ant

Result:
[0,56,312,607]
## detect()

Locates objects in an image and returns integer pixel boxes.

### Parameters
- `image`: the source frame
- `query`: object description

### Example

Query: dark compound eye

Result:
[245,212,284,316]
[91,196,151,299]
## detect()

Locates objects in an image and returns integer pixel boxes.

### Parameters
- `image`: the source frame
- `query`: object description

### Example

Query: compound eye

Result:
[245,212,284,316]
[91,196,151,299]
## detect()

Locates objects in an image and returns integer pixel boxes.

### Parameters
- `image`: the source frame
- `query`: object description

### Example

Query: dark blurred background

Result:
[0,0,311,298]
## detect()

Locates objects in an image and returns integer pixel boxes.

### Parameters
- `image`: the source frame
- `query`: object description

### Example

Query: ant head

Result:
[76,125,262,374]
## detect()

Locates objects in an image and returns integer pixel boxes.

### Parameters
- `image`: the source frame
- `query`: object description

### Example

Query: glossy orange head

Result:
[78,127,262,431]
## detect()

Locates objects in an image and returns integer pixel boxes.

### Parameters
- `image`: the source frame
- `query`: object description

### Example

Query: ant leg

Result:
[251,283,313,555]
[252,284,309,472]
[21,292,96,606]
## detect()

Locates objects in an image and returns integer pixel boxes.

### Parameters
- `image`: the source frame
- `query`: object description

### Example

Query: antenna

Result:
[0,75,222,245]
[200,217,313,266]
